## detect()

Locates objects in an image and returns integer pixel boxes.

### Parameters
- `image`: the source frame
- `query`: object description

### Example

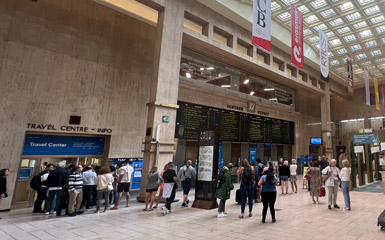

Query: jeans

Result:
[82,185,94,208]
[240,183,253,214]
[68,189,83,214]
[261,191,276,221]
[165,188,176,211]
[45,189,62,213]
[341,181,350,208]
[218,199,226,213]
[96,190,110,211]
[327,180,339,206]
[33,187,47,212]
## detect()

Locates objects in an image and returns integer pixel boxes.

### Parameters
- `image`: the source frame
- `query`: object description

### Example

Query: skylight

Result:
[337,26,351,34]
[344,34,356,43]
[330,60,340,66]
[282,0,298,6]
[376,26,385,34]
[313,24,327,31]
[364,5,380,15]
[339,2,354,12]
[325,32,335,38]
[346,12,361,21]
[278,12,291,21]
[356,53,367,60]
[320,9,336,18]
[298,5,309,14]
[361,61,372,66]
[365,40,377,48]
[310,0,327,9]
[308,36,319,43]
[337,48,347,55]
[304,15,319,24]
[350,44,362,52]
[353,21,367,29]
[330,39,342,47]
[359,29,373,38]
[370,49,382,57]
[370,15,385,24]
[271,1,281,11]
[358,0,375,5]
[328,52,334,57]
[329,18,344,27]
[375,58,385,63]
[303,29,312,36]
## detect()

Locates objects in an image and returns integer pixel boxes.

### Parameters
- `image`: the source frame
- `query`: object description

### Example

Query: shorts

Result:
[181,180,191,195]
[281,176,289,181]
[117,183,130,193]
[146,188,158,193]
[290,175,297,182]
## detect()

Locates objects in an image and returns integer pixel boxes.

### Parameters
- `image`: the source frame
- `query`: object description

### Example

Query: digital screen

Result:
[310,137,322,145]
[134,170,142,178]
[175,101,294,144]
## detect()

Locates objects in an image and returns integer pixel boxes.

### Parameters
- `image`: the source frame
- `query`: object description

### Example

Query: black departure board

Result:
[175,101,294,144]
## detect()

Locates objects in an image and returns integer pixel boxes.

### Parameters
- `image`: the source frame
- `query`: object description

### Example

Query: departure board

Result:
[175,101,294,144]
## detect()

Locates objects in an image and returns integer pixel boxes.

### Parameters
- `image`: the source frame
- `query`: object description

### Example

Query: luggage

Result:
[378,210,385,230]
[236,189,241,205]
[319,186,326,197]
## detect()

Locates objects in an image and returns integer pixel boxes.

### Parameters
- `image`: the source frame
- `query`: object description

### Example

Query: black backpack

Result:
[30,175,41,190]
[242,166,252,184]
[215,170,226,189]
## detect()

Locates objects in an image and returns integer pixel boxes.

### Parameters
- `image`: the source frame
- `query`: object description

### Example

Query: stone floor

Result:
[0,179,384,240]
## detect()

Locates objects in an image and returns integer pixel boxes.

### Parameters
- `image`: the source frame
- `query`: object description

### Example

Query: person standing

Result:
[45,161,70,216]
[111,160,134,210]
[0,168,9,216]
[278,158,284,186]
[82,165,97,210]
[289,159,298,193]
[95,166,114,213]
[144,166,162,211]
[258,167,277,223]
[155,163,168,209]
[177,160,196,208]
[33,163,54,214]
[237,159,255,218]
[308,161,321,204]
[340,159,351,211]
[319,156,329,172]
[216,166,232,218]
[68,165,84,217]
[322,159,340,210]
[254,159,264,203]
[280,161,290,194]
[162,162,178,215]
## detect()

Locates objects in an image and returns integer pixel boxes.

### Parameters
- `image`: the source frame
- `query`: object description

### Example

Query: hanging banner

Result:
[319,30,329,82]
[354,146,364,153]
[364,70,370,106]
[353,133,380,144]
[347,54,354,96]
[374,77,380,110]
[382,84,385,113]
[252,0,272,52]
[291,5,304,69]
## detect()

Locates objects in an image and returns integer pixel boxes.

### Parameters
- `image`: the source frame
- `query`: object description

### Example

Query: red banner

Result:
[291,5,304,69]
[381,84,385,113]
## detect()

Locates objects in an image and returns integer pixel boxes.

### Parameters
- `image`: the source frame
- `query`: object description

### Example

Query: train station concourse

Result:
[1,0,385,239]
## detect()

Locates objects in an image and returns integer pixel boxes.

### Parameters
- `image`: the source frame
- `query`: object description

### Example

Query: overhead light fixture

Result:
[340,120,349,122]
[207,67,214,70]
[264,88,275,91]
[250,91,255,95]
[357,118,365,121]
[221,85,231,88]
[243,79,250,84]
[200,67,205,71]
[269,98,278,101]
[185,73,191,78]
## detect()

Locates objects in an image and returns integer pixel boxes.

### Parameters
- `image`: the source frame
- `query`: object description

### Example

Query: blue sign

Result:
[23,134,105,156]
[249,148,257,163]
[218,141,223,168]
[19,168,32,181]
[310,137,322,145]
[353,133,380,144]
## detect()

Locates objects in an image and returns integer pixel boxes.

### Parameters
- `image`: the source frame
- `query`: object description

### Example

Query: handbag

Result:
[107,183,113,191]
[322,170,332,181]
[320,186,326,197]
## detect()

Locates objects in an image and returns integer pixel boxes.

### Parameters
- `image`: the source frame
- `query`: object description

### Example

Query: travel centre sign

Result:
[27,123,112,134]
[353,133,380,144]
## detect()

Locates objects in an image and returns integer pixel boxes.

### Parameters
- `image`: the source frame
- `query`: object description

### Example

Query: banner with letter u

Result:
[252,0,271,52]
[319,30,328,82]
[291,5,304,69]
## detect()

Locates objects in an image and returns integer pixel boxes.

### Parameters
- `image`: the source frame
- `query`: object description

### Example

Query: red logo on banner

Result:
[291,5,304,69]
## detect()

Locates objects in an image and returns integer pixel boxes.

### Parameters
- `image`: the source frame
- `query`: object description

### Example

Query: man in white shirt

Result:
[111,160,133,210]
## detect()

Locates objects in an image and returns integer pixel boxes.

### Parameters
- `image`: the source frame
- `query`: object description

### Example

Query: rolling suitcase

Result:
[378,210,385,230]
[236,189,241,205]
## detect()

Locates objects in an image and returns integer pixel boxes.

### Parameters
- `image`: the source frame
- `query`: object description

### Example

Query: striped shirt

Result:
[68,172,83,190]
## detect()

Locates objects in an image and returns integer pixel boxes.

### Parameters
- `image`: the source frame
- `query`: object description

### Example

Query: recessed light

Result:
[207,67,214,70]
[264,88,275,91]
[221,85,231,88]
[250,91,255,96]
[186,73,191,78]
[243,79,250,84]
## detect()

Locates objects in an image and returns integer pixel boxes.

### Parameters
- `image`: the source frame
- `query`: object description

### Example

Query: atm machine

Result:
[110,157,143,190]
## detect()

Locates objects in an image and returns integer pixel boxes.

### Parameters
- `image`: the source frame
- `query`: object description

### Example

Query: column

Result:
[321,84,332,161]
[138,0,185,201]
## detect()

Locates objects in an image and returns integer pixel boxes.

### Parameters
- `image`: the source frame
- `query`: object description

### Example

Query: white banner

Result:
[381,142,385,151]
[252,0,271,52]
[319,30,329,82]
[354,146,364,153]
[371,147,380,153]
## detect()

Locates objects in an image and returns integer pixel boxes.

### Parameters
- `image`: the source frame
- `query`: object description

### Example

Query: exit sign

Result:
[162,116,169,123]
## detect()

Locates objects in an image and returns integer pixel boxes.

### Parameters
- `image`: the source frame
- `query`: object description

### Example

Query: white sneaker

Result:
[224,211,228,215]
[45,212,49,215]
[217,213,225,218]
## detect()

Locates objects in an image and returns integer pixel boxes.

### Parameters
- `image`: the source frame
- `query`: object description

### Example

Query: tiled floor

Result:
[0,179,384,240]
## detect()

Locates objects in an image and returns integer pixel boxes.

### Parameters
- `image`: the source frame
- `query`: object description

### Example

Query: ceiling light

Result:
[361,61,372,66]
[221,85,231,88]
[199,67,205,71]
[325,32,335,38]
[341,120,349,123]
[250,91,255,96]
[375,58,385,63]
[358,0,375,6]
[185,73,191,78]
[206,67,214,70]
[264,88,275,91]
[313,24,327,31]
[269,98,278,101]
[328,52,334,57]
[308,36,319,43]
[243,79,250,84]
[330,60,340,66]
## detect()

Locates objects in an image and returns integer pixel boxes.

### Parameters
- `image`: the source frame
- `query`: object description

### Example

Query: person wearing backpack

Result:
[254,159,264,203]
[33,163,54,214]
[237,159,255,219]
[216,166,232,218]
[177,160,196,208]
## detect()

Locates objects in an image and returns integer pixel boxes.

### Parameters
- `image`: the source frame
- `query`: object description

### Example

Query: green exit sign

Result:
[162,116,169,123]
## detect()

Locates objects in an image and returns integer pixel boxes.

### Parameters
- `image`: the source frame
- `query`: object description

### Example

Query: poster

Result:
[252,0,272,52]
[319,30,329,82]
[364,70,370,106]
[347,54,354,96]
[354,146,364,153]
[303,167,308,180]
[198,146,213,181]
[374,77,380,110]
[291,5,304,69]
[381,142,385,151]
[371,147,380,153]
[353,133,380,144]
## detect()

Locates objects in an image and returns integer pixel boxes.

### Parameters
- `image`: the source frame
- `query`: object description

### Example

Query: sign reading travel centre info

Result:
[291,5,304,69]
[252,0,272,52]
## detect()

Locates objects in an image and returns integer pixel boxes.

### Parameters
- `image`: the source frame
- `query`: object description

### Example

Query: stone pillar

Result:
[364,118,371,129]
[321,84,332,161]
[138,0,185,201]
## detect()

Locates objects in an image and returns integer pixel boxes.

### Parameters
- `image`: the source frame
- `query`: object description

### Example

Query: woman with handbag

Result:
[258,167,277,223]
[322,159,341,210]
[144,165,162,211]
[308,161,321,204]
[95,166,114,213]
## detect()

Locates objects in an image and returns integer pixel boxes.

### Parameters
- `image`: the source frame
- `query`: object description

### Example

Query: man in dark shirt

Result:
[33,164,54,214]
[162,162,178,214]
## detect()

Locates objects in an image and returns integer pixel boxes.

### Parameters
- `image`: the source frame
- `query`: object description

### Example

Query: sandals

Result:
[143,208,148,211]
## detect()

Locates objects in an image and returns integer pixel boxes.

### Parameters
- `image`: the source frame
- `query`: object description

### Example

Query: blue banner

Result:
[23,134,105,156]
[19,168,32,181]
[218,141,223,168]
[353,133,380,144]
[249,148,257,163]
